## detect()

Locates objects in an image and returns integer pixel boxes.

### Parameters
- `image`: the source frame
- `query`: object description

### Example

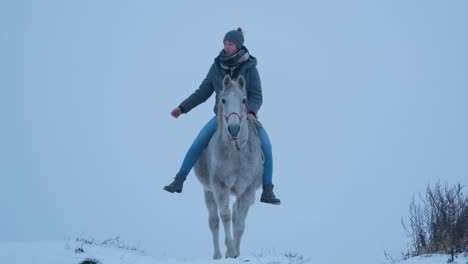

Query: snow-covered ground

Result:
[0,238,309,264]
[398,254,468,264]
[1,238,467,264]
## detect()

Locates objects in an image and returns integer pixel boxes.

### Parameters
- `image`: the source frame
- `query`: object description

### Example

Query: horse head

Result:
[219,75,249,150]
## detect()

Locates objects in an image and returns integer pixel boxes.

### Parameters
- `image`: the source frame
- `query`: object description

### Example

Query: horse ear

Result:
[237,75,246,88]
[223,75,232,88]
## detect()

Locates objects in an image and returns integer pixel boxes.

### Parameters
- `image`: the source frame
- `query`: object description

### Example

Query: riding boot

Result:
[260,184,281,205]
[163,174,186,193]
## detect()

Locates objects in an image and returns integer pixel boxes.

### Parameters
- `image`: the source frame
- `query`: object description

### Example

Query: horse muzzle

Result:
[228,123,240,139]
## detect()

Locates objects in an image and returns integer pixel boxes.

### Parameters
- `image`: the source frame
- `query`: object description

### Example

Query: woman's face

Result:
[223,41,238,56]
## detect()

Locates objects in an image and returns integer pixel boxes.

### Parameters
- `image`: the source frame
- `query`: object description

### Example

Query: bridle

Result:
[223,101,249,150]
[223,101,248,124]
[224,112,243,123]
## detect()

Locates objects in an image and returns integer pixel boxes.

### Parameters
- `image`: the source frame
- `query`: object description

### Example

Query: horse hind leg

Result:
[213,188,237,258]
[204,191,222,259]
[232,190,255,257]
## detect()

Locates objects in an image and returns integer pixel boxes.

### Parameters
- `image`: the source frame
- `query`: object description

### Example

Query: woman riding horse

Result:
[163,28,281,205]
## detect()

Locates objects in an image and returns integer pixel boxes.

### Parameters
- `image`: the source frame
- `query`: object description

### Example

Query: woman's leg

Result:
[164,116,217,193]
[256,125,273,185]
[257,123,281,205]
[178,116,218,176]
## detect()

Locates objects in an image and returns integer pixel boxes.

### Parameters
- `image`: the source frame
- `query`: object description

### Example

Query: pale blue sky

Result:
[1,0,467,263]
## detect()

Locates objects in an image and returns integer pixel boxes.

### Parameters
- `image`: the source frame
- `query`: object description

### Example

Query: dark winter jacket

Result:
[178,52,263,117]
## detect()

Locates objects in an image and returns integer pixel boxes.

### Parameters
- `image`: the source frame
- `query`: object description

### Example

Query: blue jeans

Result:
[178,116,274,185]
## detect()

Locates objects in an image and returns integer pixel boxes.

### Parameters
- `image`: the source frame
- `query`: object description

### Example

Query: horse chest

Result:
[212,148,257,177]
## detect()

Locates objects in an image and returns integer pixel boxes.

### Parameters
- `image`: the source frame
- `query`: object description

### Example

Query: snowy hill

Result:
[1,239,467,264]
[0,238,309,264]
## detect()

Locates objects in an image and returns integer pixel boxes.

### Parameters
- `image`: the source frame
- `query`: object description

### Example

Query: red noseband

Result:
[225,112,243,123]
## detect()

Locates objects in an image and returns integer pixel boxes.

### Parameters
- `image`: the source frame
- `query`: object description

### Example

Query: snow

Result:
[0,239,466,264]
[0,239,308,264]
[398,254,468,264]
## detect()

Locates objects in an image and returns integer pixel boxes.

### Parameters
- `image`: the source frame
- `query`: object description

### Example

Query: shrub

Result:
[402,182,468,261]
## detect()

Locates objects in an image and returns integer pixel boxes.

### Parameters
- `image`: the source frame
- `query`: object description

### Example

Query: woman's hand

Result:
[247,113,256,122]
[171,107,183,118]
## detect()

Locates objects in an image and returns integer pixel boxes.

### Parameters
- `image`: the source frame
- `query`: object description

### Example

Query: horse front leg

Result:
[204,191,221,259]
[232,190,255,257]
[213,188,237,258]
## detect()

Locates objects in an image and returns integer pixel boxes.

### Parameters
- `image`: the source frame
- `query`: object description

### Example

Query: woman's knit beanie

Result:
[223,28,244,49]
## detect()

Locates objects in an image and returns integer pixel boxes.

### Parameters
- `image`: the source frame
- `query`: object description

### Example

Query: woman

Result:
[164,28,281,205]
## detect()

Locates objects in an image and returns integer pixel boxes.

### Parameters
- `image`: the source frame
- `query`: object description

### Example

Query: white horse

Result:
[194,75,263,259]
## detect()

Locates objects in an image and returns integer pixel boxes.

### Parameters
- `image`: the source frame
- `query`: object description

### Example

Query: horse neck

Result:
[247,119,259,144]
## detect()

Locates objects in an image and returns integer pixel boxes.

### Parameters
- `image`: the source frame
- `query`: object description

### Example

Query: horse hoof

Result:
[213,253,222,260]
[225,250,238,259]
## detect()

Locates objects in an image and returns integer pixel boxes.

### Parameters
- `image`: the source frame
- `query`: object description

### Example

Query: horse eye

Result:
[221,98,226,104]
[242,98,247,104]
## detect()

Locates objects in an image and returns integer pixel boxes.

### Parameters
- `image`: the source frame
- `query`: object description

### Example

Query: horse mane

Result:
[216,92,224,129]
